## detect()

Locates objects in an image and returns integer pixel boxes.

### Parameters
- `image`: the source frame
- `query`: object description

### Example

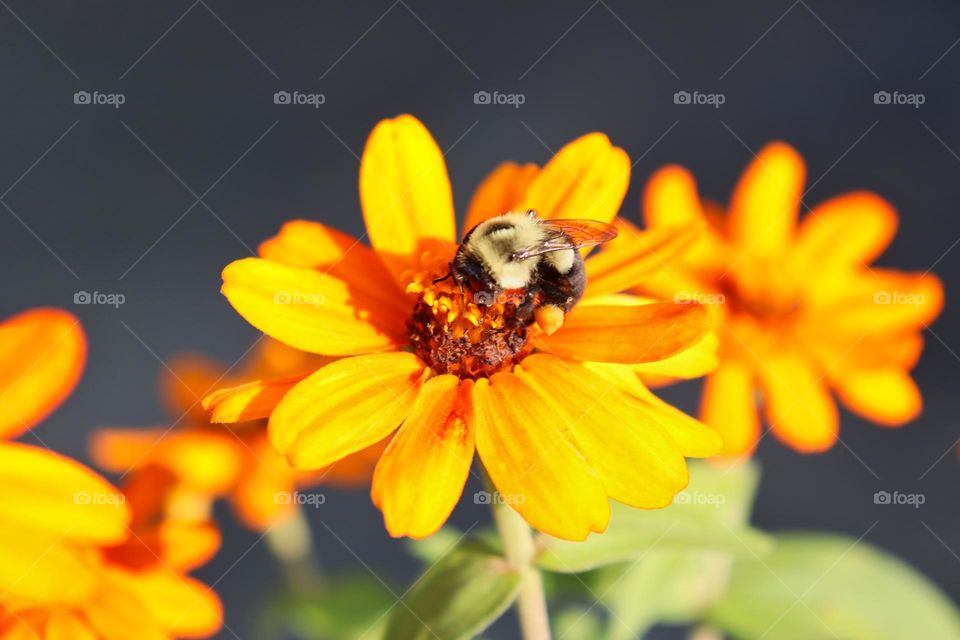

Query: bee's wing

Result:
[510,219,618,260]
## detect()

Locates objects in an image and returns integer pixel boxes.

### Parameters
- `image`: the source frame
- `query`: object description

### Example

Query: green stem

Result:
[487,479,552,640]
[264,505,324,591]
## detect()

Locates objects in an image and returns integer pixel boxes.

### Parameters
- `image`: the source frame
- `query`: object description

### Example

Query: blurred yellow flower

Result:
[638,142,944,455]
[208,114,722,541]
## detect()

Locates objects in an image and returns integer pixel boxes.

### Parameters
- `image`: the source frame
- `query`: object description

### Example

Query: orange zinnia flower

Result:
[638,142,944,455]
[92,339,382,532]
[209,114,722,541]
[0,308,221,639]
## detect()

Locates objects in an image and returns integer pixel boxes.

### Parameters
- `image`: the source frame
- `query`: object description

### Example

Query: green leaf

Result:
[707,533,960,639]
[536,460,772,573]
[384,540,521,640]
[553,607,607,640]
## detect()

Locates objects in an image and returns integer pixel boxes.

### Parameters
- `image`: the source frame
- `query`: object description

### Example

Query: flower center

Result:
[406,273,534,380]
[718,257,803,322]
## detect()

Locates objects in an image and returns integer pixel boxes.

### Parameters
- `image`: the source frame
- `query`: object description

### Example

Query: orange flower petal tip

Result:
[534,304,565,336]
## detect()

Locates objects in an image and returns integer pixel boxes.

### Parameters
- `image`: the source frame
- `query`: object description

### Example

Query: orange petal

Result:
[520,356,688,508]
[817,270,944,334]
[805,330,924,373]
[534,301,711,364]
[700,360,761,457]
[89,427,166,473]
[156,431,244,495]
[158,354,224,422]
[0,442,131,543]
[831,369,922,427]
[0,308,86,439]
[473,372,609,541]
[229,430,298,531]
[757,351,838,453]
[109,567,223,639]
[643,164,705,228]
[203,374,307,424]
[0,527,99,604]
[45,612,97,640]
[727,141,805,255]
[518,133,630,224]
[107,520,221,573]
[792,192,898,273]
[372,376,474,539]
[635,331,719,386]
[584,219,702,298]
[221,257,409,355]
[463,161,540,234]
[360,115,457,283]
[269,353,426,469]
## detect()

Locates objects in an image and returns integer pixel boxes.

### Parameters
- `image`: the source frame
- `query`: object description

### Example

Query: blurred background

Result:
[0,1,958,637]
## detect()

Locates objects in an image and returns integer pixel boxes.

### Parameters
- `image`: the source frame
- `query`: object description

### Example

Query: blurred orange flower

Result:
[638,142,944,455]
[209,114,722,541]
[0,308,221,639]
[92,339,383,532]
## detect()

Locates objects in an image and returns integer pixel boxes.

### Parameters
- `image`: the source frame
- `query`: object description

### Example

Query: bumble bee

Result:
[447,210,617,333]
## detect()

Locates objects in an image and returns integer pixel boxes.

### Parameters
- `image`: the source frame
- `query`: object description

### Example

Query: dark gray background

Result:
[2,2,958,638]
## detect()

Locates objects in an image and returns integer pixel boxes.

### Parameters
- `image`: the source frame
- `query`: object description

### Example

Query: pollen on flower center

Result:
[406,272,534,380]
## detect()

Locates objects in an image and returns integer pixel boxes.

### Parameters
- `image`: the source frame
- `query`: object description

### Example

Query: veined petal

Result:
[757,351,838,453]
[0,442,130,543]
[221,257,409,355]
[518,133,630,224]
[203,374,307,424]
[473,372,609,541]
[360,115,457,282]
[521,355,688,508]
[700,360,761,456]
[0,308,86,439]
[727,141,805,255]
[831,369,922,427]
[635,331,719,386]
[372,376,475,539]
[269,353,427,469]
[792,192,898,272]
[463,161,539,233]
[533,301,711,364]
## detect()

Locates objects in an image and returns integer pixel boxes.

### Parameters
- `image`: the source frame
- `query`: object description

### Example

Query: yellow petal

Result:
[757,351,838,453]
[832,369,922,427]
[46,612,97,640]
[372,376,475,539]
[221,257,409,355]
[473,372,609,541]
[727,141,805,255]
[521,356,688,508]
[0,527,99,604]
[158,354,223,422]
[360,115,457,282]
[518,133,630,224]
[109,567,223,639]
[816,270,943,334]
[269,353,426,469]
[700,360,761,457]
[0,308,85,439]
[203,374,307,424]
[534,301,711,364]
[635,331,719,386]
[463,161,539,234]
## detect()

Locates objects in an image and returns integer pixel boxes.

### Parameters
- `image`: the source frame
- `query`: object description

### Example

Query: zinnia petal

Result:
[158,354,223,422]
[643,164,704,228]
[221,257,409,355]
[757,351,838,453]
[360,114,457,282]
[371,376,475,539]
[0,308,86,439]
[473,371,609,541]
[0,527,99,604]
[269,353,427,469]
[203,374,307,424]
[700,360,761,456]
[463,161,539,233]
[832,369,922,427]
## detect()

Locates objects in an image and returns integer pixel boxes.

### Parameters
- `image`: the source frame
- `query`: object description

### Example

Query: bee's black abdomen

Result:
[534,253,586,312]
